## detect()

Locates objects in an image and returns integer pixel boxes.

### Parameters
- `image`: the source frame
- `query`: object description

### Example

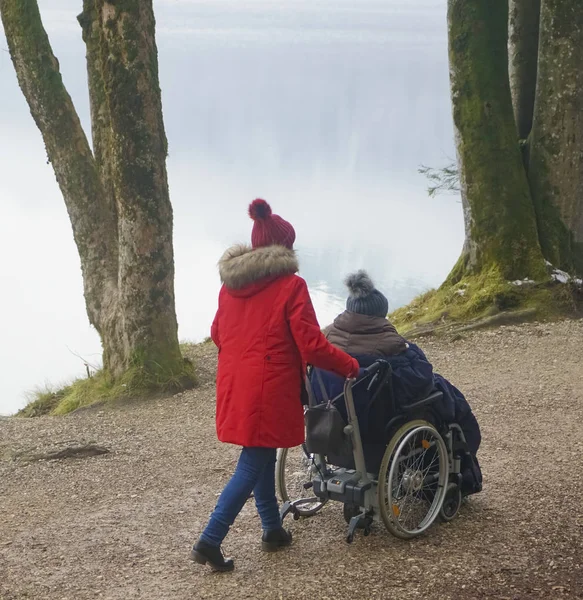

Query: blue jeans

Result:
[200,447,281,547]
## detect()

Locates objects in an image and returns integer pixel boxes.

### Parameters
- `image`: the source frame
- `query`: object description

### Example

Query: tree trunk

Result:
[1,0,188,383]
[78,0,117,228]
[92,0,182,376]
[528,0,583,275]
[447,0,546,282]
[508,0,541,140]
[0,0,118,331]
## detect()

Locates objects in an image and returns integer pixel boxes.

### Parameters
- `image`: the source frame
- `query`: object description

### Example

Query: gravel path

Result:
[1,321,583,600]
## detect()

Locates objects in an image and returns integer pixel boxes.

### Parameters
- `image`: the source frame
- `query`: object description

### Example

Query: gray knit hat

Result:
[345,270,389,317]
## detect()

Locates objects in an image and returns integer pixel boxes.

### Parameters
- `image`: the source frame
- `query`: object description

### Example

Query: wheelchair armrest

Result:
[400,390,444,413]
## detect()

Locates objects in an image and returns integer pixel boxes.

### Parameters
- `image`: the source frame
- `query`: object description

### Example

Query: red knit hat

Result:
[249,199,296,249]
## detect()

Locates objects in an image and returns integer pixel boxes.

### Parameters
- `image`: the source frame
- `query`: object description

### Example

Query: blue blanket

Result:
[309,343,482,494]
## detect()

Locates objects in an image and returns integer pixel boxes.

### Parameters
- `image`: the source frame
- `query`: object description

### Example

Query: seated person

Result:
[325,270,408,358]
[314,270,482,495]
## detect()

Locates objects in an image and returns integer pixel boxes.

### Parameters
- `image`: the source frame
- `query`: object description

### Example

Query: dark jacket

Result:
[324,311,408,357]
[311,343,448,431]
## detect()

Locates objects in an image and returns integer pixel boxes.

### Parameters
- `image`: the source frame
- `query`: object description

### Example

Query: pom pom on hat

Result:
[345,270,389,317]
[248,198,272,221]
[345,270,376,298]
[248,198,296,249]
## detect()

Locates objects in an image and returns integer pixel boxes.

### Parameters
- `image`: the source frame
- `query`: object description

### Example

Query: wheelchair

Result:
[275,361,474,542]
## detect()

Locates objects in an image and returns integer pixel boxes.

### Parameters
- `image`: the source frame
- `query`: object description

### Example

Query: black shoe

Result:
[191,540,234,572]
[261,527,293,552]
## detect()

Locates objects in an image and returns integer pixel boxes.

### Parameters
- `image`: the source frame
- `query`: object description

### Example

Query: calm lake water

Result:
[0,0,462,415]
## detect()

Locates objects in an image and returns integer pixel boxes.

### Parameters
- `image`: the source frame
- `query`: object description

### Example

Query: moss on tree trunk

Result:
[1,0,192,397]
[528,0,583,275]
[78,0,118,233]
[393,1,583,333]
[447,0,546,282]
[508,0,541,140]
[94,0,182,376]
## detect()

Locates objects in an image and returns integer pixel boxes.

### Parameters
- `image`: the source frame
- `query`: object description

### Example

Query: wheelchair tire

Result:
[377,420,448,539]
[439,483,462,522]
[276,446,327,517]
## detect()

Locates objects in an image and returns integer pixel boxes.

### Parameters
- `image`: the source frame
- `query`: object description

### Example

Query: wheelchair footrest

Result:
[346,509,374,544]
[280,500,301,522]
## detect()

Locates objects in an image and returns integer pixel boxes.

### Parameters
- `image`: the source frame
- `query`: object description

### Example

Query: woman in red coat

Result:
[192,200,359,571]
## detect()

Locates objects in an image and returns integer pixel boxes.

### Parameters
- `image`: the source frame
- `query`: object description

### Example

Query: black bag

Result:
[305,401,352,456]
[304,368,352,456]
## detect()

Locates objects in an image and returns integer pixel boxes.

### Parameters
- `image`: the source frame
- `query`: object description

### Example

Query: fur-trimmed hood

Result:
[218,244,299,290]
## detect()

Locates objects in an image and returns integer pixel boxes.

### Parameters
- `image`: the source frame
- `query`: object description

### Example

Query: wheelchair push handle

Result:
[349,359,390,392]
[362,360,386,377]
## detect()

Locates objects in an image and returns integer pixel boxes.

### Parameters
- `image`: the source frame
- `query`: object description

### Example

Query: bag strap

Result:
[314,368,331,406]
[304,369,318,408]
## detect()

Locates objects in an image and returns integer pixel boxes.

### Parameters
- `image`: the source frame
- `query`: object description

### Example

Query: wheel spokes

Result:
[283,445,322,512]
[386,426,447,535]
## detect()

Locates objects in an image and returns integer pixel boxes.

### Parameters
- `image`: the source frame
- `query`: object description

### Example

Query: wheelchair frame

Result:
[278,363,470,542]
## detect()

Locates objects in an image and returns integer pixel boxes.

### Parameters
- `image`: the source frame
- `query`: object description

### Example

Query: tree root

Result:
[15,444,110,463]
[405,308,538,339]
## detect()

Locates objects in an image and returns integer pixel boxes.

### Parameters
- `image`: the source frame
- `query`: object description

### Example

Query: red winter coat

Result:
[211,244,359,449]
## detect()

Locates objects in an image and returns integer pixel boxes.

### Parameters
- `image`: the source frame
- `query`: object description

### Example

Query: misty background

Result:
[0,0,462,414]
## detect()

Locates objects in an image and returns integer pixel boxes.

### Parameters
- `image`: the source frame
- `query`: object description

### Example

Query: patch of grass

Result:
[179,340,195,354]
[19,355,197,418]
[391,266,580,335]
[179,338,214,366]
[179,337,212,353]
[18,384,73,418]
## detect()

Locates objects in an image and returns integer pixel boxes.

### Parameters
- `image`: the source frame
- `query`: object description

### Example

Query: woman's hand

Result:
[348,358,360,379]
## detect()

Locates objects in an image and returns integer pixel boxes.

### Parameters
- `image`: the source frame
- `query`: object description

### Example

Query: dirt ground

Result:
[1,320,583,600]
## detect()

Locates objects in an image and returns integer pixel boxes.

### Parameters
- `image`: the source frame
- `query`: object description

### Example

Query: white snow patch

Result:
[551,269,571,284]
[511,278,535,286]
[545,261,580,284]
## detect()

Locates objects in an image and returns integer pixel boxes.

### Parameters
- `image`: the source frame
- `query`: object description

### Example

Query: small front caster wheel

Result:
[439,484,462,522]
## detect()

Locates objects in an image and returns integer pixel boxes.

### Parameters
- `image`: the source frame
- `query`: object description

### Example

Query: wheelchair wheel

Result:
[276,445,327,517]
[378,420,448,539]
[439,483,462,522]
